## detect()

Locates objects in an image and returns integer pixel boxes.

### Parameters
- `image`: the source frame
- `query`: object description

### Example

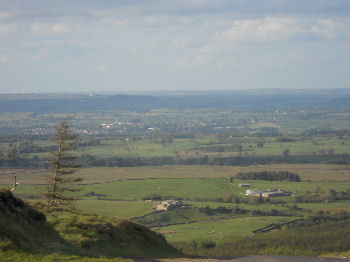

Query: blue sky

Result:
[0,0,349,93]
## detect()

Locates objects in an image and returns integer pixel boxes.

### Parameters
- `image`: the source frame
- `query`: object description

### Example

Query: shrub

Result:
[200,240,216,249]
[142,194,162,201]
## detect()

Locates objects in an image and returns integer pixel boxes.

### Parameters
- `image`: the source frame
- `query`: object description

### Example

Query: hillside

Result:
[0,190,180,261]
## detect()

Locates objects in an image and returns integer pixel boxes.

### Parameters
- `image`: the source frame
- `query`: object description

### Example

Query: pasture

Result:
[5,129,350,161]
[2,163,350,243]
[2,164,350,186]
[71,178,350,201]
[155,216,295,242]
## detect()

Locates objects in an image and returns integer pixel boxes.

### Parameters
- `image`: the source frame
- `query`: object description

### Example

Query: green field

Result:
[1,108,350,250]
[156,216,293,242]
[74,178,233,201]
[63,177,350,242]
[20,136,350,159]
[68,178,350,201]
[2,164,350,186]
[5,167,350,244]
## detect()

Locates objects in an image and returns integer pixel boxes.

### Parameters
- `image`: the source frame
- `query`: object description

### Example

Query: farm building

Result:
[239,184,250,188]
[262,190,289,197]
[245,189,262,196]
[246,189,289,197]
[154,200,183,211]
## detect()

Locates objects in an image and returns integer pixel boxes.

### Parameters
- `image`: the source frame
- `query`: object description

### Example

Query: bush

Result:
[200,240,216,249]
[142,194,162,201]
[236,171,300,182]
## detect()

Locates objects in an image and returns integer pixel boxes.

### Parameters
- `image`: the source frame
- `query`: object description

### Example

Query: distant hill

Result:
[1,89,350,112]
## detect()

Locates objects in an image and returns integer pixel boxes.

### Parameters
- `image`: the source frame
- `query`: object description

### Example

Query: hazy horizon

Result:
[2,87,350,96]
[1,0,350,93]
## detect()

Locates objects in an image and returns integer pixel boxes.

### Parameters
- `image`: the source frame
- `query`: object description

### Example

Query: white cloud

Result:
[178,17,194,24]
[90,9,114,18]
[221,17,303,43]
[142,16,162,25]
[194,55,210,65]
[51,24,72,34]
[0,12,17,20]
[31,23,72,35]
[97,16,134,27]
[91,7,168,28]
[173,58,189,69]
[311,19,342,38]
[180,0,216,9]
[33,49,48,60]
[220,17,348,44]
[0,53,10,62]
[171,38,189,49]
[200,44,216,54]
[0,24,16,37]
[173,54,212,69]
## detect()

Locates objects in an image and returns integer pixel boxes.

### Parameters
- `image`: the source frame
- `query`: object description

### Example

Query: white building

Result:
[154,200,183,211]
[245,189,262,196]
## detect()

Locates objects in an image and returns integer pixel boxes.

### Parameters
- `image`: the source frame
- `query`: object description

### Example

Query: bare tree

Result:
[47,120,81,206]
[283,148,290,158]
[7,143,19,161]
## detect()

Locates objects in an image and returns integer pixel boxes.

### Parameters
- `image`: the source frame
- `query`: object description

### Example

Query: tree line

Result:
[2,152,350,169]
[236,171,301,182]
[296,189,350,203]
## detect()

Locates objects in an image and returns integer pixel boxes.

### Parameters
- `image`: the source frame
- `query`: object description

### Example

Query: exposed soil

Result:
[134,256,350,262]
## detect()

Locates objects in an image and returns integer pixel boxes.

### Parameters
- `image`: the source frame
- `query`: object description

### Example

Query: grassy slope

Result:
[172,214,350,257]
[42,206,179,258]
[75,200,155,218]
[0,249,127,262]
[0,191,181,261]
[160,216,292,242]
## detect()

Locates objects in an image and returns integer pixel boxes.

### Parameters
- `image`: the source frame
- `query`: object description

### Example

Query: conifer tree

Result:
[48,120,81,206]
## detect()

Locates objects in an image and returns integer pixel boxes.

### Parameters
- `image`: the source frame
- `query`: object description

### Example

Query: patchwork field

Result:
[2,164,350,186]
[12,136,350,161]
[155,216,293,242]
[5,165,350,243]
[2,92,350,258]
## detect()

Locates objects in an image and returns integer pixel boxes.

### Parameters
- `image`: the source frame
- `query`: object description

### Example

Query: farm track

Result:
[134,256,350,262]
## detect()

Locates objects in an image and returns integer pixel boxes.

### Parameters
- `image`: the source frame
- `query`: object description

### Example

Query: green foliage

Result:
[200,240,216,249]
[295,189,350,203]
[6,143,20,161]
[0,251,128,262]
[236,171,300,182]
[143,194,162,201]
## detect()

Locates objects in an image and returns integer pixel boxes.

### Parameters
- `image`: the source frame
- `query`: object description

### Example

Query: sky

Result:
[0,0,350,93]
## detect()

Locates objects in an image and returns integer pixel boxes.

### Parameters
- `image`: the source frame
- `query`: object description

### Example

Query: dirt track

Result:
[133,256,350,262]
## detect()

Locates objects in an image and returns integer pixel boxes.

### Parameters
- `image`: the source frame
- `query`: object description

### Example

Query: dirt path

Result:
[133,256,350,262]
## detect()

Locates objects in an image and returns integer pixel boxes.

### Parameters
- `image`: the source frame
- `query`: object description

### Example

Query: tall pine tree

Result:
[48,120,81,206]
